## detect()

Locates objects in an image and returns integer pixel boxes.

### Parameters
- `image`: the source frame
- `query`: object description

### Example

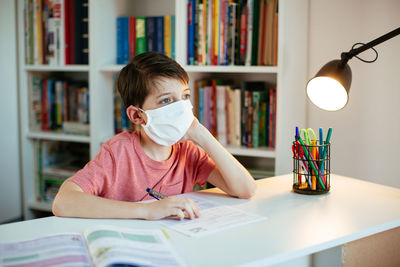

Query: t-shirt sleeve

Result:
[68,143,115,196]
[186,141,216,187]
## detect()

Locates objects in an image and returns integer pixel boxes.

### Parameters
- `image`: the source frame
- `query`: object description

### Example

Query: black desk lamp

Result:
[306,27,400,111]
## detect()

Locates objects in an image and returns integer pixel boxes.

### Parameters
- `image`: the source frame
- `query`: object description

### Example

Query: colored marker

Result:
[296,141,312,188]
[295,126,300,140]
[319,128,332,187]
[298,138,326,190]
[319,128,323,158]
[146,188,167,200]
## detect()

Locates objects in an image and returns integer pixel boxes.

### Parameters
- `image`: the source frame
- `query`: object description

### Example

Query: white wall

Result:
[308,0,400,188]
[0,0,22,222]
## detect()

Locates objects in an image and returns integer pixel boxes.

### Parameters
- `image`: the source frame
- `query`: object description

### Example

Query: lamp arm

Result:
[340,26,400,66]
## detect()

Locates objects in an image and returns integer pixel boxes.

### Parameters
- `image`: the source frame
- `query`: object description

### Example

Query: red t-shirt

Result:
[69,131,215,202]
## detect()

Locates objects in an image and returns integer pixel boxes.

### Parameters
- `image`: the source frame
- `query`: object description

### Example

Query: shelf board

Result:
[99,65,278,74]
[28,201,53,212]
[24,65,90,72]
[185,65,278,73]
[226,146,275,158]
[26,131,90,143]
[99,65,124,72]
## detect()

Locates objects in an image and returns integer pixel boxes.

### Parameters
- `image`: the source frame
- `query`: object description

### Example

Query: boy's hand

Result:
[179,117,208,146]
[144,196,201,220]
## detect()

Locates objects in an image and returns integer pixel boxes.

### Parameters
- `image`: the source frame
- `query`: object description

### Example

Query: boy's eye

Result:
[160,97,172,104]
[182,93,191,100]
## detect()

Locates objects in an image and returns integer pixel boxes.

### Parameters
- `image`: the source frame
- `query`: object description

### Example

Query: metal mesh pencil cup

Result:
[292,140,330,194]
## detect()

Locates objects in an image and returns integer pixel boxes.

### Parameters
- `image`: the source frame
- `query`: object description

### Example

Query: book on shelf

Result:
[193,79,276,149]
[187,0,278,66]
[24,0,89,65]
[117,15,175,64]
[113,75,132,134]
[36,140,89,202]
[29,76,89,135]
[0,225,186,267]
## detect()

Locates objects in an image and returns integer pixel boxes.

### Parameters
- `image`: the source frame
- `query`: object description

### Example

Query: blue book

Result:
[187,0,195,65]
[146,17,156,52]
[47,79,54,130]
[117,17,129,64]
[198,87,204,125]
[155,16,164,54]
[171,15,175,59]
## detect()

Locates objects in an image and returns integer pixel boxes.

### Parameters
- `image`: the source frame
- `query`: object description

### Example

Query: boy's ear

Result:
[126,105,147,125]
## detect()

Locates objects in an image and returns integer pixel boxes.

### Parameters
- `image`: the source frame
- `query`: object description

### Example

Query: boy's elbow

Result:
[237,182,257,199]
[52,194,71,217]
[52,197,63,217]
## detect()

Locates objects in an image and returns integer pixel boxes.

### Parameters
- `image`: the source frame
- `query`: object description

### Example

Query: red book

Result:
[239,6,247,65]
[129,16,136,60]
[41,79,49,131]
[68,0,76,64]
[65,0,70,64]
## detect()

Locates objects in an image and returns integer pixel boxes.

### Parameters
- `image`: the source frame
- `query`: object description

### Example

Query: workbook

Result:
[0,225,186,267]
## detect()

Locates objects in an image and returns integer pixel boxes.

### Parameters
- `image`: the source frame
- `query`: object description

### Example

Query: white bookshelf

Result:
[17,0,308,218]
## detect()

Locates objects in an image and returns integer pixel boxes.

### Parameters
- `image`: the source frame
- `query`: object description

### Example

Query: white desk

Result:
[1,174,400,267]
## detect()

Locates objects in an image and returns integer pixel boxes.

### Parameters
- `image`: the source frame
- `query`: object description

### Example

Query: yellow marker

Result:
[161,228,170,239]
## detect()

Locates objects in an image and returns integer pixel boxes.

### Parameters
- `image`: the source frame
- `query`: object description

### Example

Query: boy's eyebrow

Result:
[155,88,191,98]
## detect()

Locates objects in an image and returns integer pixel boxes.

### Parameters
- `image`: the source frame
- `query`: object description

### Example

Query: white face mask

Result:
[139,100,195,146]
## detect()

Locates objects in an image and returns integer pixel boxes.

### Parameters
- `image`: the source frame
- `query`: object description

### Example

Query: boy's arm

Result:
[52,181,200,220]
[184,119,257,198]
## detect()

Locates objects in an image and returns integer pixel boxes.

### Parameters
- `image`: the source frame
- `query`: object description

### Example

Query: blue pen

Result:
[319,128,323,158]
[295,126,299,140]
[146,188,167,200]
[319,128,332,184]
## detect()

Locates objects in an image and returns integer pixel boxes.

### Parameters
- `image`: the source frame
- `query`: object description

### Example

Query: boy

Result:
[52,52,256,220]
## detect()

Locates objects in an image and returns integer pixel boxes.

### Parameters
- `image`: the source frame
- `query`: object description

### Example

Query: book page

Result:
[161,194,267,238]
[84,225,186,267]
[0,233,91,267]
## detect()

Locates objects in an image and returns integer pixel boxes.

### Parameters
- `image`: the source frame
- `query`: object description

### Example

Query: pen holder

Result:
[292,140,330,195]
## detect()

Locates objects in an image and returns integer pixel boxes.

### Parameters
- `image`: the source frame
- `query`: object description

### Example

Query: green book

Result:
[136,17,146,55]
[252,90,268,148]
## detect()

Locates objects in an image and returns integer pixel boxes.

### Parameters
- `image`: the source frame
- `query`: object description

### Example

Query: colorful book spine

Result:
[171,15,176,59]
[146,17,155,53]
[129,16,136,60]
[164,16,172,58]
[135,17,146,55]
[188,0,195,64]
[216,85,228,145]
[155,16,164,54]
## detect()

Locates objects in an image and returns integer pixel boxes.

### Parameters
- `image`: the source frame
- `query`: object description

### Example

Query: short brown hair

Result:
[116,52,189,108]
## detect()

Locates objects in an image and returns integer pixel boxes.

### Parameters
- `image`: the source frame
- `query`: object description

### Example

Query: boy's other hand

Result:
[179,117,207,146]
[145,196,201,220]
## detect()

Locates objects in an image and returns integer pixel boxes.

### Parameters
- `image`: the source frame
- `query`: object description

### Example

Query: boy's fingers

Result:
[171,208,185,220]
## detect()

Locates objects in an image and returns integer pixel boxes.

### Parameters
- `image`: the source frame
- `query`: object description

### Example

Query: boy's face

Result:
[142,77,191,111]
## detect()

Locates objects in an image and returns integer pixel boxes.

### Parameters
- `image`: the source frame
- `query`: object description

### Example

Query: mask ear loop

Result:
[137,107,150,126]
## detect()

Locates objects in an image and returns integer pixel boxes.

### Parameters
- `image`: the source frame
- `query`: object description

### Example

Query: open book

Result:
[0,225,186,267]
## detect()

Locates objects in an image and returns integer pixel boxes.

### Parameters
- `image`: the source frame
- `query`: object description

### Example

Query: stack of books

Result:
[29,76,89,135]
[193,79,276,148]
[187,0,278,66]
[24,0,89,65]
[116,15,176,64]
[36,140,89,202]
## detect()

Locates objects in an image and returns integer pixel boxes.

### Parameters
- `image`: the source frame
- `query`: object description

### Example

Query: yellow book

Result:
[213,0,219,65]
[34,0,43,64]
[164,16,171,58]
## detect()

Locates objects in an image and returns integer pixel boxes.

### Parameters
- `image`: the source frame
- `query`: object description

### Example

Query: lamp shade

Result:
[306,59,352,111]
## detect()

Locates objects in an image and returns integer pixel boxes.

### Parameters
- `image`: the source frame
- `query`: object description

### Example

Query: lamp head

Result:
[306,59,352,111]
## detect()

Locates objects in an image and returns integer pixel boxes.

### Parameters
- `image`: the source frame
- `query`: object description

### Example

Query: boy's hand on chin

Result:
[179,118,206,145]
[145,196,201,220]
